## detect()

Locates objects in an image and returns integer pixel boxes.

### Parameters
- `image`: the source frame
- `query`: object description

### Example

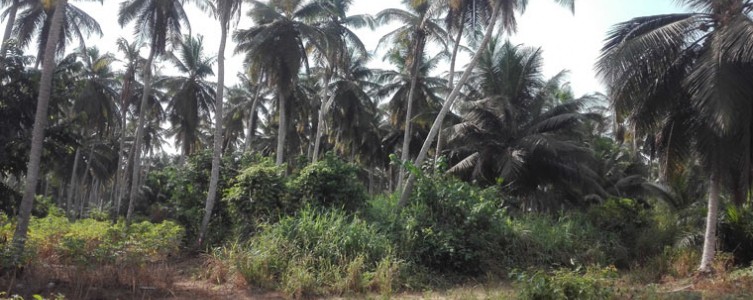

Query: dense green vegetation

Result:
[4,0,753,299]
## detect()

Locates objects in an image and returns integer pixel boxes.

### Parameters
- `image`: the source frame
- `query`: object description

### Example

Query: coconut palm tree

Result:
[400,0,576,208]
[596,0,753,273]
[11,0,66,261]
[158,34,216,159]
[118,0,192,225]
[112,37,143,218]
[233,0,329,166]
[376,0,447,188]
[198,0,242,247]
[1,0,32,62]
[12,0,102,63]
[306,0,374,162]
[445,39,606,209]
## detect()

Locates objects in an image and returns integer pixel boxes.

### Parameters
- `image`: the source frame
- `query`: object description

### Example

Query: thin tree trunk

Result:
[699,174,720,273]
[198,18,228,246]
[0,0,19,64]
[275,86,287,166]
[313,75,336,163]
[126,48,157,225]
[79,146,94,218]
[398,2,501,208]
[398,34,426,190]
[243,77,263,152]
[66,147,81,217]
[113,70,133,220]
[433,24,464,169]
[11,0,67,261]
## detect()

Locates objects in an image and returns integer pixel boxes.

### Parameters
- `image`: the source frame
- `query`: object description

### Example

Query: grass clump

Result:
[513,266,619,300]
[215,207,401,298]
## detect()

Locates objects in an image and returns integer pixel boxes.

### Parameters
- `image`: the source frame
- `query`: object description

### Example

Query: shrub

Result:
[217,207,400,297]
[375,175,509,276]
[513,266,618,300]
[505,214,613,269]
[223,158,290,236]
[292,154,367,212]
[720,205,753,265]
[586,198,678,267]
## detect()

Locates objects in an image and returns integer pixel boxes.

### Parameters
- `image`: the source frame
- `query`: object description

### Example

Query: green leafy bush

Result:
[374,175,509,276]
[514,266,618,300]
[223,158,290,236]
[587,198,678,267]
[292,155,367,212]
[720,205,753,265]
[219,207,400,297]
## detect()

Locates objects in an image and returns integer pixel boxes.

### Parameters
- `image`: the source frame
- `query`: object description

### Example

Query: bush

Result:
[586,198,678,267]
[217,207,400,297]
[513,266,618,300]
[505,214,613,269]
[223,158,290,236]
[372,175,508,276]
[720,205,753,265]
[292,154,367,212]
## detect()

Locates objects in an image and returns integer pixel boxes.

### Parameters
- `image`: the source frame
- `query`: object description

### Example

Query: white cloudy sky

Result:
[2,0,689,97]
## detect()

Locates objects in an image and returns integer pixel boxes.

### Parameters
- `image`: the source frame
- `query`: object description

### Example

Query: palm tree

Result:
[234,0,329,166]
[399,0,575,208]
[11,0,66,261]
[376,0,447,188]
[306,0,374,162]
[198,0,242,247]
[118,0,192,224]
[1,0,31,62]
[375,45,447,162]
[596,0,753,273]
[445,39,605,209]
[12,0,102,63]
[158,34,216,158]
[112,37,143,218]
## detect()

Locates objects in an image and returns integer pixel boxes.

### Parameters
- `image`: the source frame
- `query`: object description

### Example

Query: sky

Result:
[1,0,689,97]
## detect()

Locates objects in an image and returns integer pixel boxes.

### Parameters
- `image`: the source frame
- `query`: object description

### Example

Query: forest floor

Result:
[5,256,753,299]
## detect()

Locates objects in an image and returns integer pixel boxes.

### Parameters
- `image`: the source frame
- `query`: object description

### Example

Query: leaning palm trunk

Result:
[198,19,229,246]
[275,86,288,166]
[398,2,500,208]
[126,48,157,225]
[398,34,426,190]
[433,24,464,168]
[312,74,336,162]
[0,0,19,63]
[699,174,720,273]
[11,0,67,261]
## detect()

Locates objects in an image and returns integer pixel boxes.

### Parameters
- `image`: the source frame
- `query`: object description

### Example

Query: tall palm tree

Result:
[596,0,753,273]
[198,0,242,247]
[118,0,192,224]
[158,34,216,158]
[11,0,66,261]
[306,0,374,162]
[12,0,102,63]
[376,0,447,188]
[234,0,329,166]
[400,0,575,207]
[112,37,143,218]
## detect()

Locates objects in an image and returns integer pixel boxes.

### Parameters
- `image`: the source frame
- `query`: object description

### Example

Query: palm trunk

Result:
[113,70,133,220]
[66,147,81,217]
[243,77,263,152]
[126,48,157,225]
[313,74,336,163]
[433,24,464,169]
[12,0,67,261]
[79,146,94,218]
[699,173,720,273]
[398,34,426,190]
[198,19,228,246]
[0,0,19,64]
[398,2,501,208]
[275,85,287,166]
